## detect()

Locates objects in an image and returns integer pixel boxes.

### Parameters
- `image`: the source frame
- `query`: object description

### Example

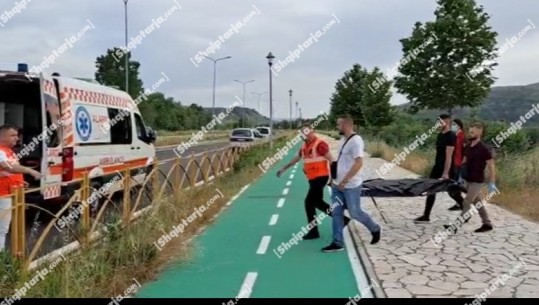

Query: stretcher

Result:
[360,178,460,223]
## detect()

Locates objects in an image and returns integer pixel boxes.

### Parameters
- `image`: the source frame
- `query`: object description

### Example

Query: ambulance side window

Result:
[134,113,146,141]
[107,108,132,144]
[45,111,60,147]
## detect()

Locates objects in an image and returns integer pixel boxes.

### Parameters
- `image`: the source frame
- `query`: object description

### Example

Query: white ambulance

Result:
[0,63,156,211]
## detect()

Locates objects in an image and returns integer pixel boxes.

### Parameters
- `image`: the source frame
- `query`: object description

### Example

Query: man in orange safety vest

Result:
[277,124,350,239]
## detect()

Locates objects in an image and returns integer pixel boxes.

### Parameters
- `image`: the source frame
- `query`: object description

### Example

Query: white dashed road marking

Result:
[257,236,271,254]
[237,272,257,298]
[277,198,285,208]
[269,214,279,226]
[282,188,289,195]
[289,174,294,179]
[286,180,291,186]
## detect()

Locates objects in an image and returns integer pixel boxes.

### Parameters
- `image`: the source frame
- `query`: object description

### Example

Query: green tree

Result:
[329,64,394,132]
[95,47,144,98]
[393,0,498,117]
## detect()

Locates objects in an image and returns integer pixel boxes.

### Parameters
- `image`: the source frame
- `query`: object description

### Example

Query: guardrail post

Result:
[81,172,90,244]
[174,157,181,193]
[189,153,196,188]
[9,186,25,261]
[122,167,131,224]
[202,152,209,183]
[152,158,159,201]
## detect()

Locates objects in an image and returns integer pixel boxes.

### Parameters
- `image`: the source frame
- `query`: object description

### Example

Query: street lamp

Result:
[299,107,302,126]
[234,79,255,127]
[288,89,293,129]
[266,52,275,149]
[123,0,129,94]
[251,91,267,125]
[204,55,232,118]
[295,101,299,128]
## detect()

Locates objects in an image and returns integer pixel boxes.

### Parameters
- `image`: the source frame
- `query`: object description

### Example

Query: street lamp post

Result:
[295,101,299,128]
[123,0,129,94]
[204,55,232,118]
[266,52,275,149]
[251,91,267,125]
[234,79,255,127]
[299,107,302,126]
[288,89,293,130]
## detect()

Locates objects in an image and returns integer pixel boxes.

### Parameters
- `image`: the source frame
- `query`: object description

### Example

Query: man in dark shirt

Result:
[445,122,495,232]
[415,114,464,223]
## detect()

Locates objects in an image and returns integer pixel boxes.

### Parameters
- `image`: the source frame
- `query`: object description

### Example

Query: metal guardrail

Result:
[0,134,290,273]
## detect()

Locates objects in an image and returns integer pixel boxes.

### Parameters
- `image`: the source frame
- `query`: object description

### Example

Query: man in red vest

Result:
[277,124,350,239]
[0,124,42,252]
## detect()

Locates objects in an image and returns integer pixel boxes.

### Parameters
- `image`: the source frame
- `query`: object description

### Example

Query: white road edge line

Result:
[226,184,251,206]
[237,272,257,298]
[344,229,374,298]
[282,188,289,195]
[256,236,271,254]
[277,198,285,208]
[269,214,279,226]
[286,181,292,186]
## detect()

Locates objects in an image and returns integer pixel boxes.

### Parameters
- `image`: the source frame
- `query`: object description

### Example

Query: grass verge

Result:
[366,140,539,222]
[0,135,294,297]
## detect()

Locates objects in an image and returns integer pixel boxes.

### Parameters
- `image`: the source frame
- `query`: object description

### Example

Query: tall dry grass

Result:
[0,136,294,297]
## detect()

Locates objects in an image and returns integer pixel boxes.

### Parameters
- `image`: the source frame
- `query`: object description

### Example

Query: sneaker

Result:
[474,224,493,233]
[371,229,381,244]
[448,204,461,211]
[321,242,344,252]
[413,215,430,223]
[302,232,320,240]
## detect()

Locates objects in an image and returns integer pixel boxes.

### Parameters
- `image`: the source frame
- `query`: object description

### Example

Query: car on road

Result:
[255,126,272,138]
[229,128,264,147]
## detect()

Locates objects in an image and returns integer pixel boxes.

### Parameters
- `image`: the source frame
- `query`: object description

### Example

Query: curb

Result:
[347,211,387,298]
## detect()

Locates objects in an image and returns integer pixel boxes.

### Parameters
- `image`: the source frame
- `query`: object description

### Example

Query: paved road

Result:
[135,143,370,298]
[6,140,233,260]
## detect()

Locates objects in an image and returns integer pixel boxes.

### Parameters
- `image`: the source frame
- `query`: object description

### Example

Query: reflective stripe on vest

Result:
[301,138,329,179]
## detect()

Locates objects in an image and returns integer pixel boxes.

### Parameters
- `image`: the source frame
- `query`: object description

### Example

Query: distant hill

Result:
[204,107,270,125]
[397,82,539,125]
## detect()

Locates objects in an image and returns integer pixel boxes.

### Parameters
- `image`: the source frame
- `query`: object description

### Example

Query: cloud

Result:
[0,0,537,119]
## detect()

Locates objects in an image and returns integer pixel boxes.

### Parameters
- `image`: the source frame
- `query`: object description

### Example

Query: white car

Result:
[229,128,263,147]
[255,126,271,138]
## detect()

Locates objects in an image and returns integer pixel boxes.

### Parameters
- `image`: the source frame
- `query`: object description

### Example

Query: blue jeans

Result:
[331,185,380,247]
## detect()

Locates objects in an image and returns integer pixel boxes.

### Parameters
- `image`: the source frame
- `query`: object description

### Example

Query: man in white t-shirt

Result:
[322,114,381,252]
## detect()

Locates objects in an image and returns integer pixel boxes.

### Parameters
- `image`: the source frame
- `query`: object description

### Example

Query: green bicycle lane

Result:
[136,145,366,298]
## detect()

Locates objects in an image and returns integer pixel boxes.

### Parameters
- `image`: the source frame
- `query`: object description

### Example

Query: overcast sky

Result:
[1,0,538,119]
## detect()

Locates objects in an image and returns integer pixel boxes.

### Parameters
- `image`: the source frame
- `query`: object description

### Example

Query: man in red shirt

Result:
[277,124,350,239]
[448,118,466,211]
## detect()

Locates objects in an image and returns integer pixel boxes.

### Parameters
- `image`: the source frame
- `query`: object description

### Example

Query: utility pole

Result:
[288,89,293,130]
[204,56,232,118]
[123,0,129,94]
[295,101,299,128]
[266,52,275,149]
[235,79,255,127]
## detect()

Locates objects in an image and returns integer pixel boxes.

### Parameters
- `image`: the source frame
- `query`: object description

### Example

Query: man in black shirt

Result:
[415,114,464,223]
[444,122,495,233]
